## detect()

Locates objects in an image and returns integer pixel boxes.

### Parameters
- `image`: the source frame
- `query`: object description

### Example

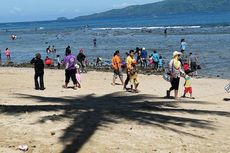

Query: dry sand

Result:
[0,67,230,153]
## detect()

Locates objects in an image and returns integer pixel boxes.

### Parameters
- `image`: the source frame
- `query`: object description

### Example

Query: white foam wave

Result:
[93,26,201,30]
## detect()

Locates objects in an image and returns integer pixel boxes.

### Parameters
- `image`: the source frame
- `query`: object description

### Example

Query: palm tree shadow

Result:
[1,92,230,153]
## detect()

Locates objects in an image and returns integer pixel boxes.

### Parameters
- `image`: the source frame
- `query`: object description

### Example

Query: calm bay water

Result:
[0,12,230,78]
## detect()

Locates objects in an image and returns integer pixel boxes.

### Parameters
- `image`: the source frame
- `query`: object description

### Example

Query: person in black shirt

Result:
[30,53,45,90]
[77,49,86,73]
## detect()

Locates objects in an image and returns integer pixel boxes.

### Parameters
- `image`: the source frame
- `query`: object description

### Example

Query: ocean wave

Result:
[92,26,201,30]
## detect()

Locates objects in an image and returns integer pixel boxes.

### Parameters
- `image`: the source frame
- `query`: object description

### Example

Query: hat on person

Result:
[142,47,146,50]
[173,51,182,57]
[75,64,80,69]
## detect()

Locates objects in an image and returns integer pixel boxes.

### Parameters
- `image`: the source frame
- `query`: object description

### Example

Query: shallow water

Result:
[0,14,230,79]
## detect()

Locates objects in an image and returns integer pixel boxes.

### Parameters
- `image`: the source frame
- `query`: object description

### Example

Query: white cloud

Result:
[59,8,67,13]
[112,2,133,9]
[74,9,80,12]
[10,7,22,14]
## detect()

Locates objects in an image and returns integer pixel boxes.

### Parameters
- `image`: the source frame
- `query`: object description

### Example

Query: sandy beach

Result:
[0,67,230,153]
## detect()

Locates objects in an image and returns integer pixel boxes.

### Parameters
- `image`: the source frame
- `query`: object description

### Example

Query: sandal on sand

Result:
[175,97,181,101]
[131,89,139,93]
[190,97,195,99]
[62,85,67,88]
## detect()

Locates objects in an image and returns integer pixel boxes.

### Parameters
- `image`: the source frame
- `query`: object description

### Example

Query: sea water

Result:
[0,12,230,78]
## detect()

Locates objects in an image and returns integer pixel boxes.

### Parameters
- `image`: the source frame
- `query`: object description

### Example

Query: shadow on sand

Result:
[1,92,230,153]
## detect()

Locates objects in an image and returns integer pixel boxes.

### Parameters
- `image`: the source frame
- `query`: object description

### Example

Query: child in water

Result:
[75,64,81,88]
[5,48,11,60]
[55,55,61,69]
[157,56,163,72]
[182,70,194,99]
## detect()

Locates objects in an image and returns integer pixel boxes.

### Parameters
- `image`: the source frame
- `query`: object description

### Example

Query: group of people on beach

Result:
[134,47,164,71]
[110,38,200,99]
[166,39,200,100]
[30,46,86,90]
[111,50,139,93]
[29,38,199,100]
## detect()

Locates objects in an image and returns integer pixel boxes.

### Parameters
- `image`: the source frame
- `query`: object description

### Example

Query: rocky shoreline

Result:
[0,61,165,76]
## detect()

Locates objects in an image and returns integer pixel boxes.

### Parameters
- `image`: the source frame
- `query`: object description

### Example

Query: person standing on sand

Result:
[124,50,135,90]
[167,51,184,100]
[111,50,124,86]
[30,53,45,90]
[77,48,87,73]
[63,49,78,89]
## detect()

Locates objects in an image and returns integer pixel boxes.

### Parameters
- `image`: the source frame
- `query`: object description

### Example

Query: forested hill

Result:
[74,0,230,20]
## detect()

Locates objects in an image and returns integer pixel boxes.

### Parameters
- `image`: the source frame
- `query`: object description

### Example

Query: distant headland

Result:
[57,0,230,20]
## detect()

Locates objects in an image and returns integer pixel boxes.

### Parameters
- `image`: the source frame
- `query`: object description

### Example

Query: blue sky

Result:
[0,0,162,23]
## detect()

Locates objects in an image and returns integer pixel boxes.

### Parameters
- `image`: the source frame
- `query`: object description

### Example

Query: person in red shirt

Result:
[183,60,189,71]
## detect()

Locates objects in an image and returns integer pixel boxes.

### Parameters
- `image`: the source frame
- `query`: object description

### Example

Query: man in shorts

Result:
[111,50,124,86]
[63,49,78,89]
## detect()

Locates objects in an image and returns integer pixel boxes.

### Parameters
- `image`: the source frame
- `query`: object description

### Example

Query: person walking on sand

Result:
[129,62,139,93]
[167,51,184,100]
[124,50,135,90]
[111,50,124,86]
[77,48,87,73]
[30,53,45,90]
[63,49,78,90]
[182,70,195,99]
[75,64,81,88]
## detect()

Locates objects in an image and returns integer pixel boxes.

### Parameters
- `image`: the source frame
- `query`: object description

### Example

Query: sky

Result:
[0,0,162,23]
